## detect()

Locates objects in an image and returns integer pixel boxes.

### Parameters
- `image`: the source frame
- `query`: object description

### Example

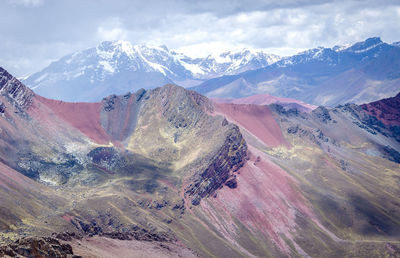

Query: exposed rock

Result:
[17,152,83,185]
[65,216,176,245]
[0,102,5,114]
[102,94,118,111]
[87,147,122,171]
[312,106,332,123]
[172,199,185,215]
[225,176,238,189]
[361,92,400,126]
[339,103,400,143]
[287,125,299,134]
[0,236,79,258]
[52,232,83,241]
[135,88,146,102]
[70,218,103,236]
[152,200,170,210]
[269,103,304,118]
[0,67,34,110]
[100,91,141,141]
[286,124,333,146]
[185,125,248,205]
[340,159,348,171]
[222,117,228,126]
[381,145,400,163]
[123,92,131,100]
[102,228,174,242]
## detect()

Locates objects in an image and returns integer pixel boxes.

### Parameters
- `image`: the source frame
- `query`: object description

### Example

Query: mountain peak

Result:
[22,42,278,102]
[96,40,135,58]
[346,37,384,53]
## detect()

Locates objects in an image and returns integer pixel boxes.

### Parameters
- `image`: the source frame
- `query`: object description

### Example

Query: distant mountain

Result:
[23,41,279,102]
[191,37,400,106]
[392,41,400,48]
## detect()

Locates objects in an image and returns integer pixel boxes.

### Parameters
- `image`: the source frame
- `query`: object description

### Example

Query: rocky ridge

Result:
[0,67,34,110]
[0,237,78,258]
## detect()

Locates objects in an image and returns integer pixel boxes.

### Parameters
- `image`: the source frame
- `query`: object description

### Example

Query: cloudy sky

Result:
[1,0,400,77]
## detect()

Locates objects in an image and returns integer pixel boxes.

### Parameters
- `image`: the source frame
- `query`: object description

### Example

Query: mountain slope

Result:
[192,37,400,106]
[214,93,317,112]
[23,41,279,102]
[361,92,400,126]
[1,67,400,257]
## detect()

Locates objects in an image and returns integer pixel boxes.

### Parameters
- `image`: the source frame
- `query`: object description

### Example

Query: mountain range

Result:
[191,37,400,106]
[1,66,400,257]
[23,41,279,102]
[23,37,400,106]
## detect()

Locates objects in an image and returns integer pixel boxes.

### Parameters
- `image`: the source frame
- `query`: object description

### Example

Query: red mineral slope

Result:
[361,92,400,126]
[214,93,317,113]
[213,102,289,148]
[200,146,315,255]
[31,96,110,144]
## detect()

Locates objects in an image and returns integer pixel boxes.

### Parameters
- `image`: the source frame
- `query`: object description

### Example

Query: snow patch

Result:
[180,61,206,75]
[353,42,383,54]
[99,61,115,73]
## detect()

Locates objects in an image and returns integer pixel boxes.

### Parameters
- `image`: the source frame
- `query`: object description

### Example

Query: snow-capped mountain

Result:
[192,37,400,106]
[180,49,280,78]
[23,40,280,102]
[392,41,400,48]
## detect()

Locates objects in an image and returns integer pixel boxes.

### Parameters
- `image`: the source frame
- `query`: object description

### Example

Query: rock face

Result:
[312,106,332,123]
[185,125,247,205]
[0,102,5,113]
[100,91,142,142]
[0,237,78,258]
[0,67,34,110]
[361,92,400,126]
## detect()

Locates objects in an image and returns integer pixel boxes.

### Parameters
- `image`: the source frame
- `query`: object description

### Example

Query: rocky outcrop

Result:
[17,152,83,185]
[100,90,143,141]
[0,102,5,114]
[361,92,400,126]
[64,216,176,243]
[0,67,34,110]
[360,94,400,143]
[185,125,248,205]
[0,237,79,258]
[87,147,121,171]
[338,103,400,142]
[312,106,333,123]
[287,125,334,146]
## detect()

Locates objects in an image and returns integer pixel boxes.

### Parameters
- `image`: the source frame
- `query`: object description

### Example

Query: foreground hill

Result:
[1,67,400,257]
[192,37,400,106]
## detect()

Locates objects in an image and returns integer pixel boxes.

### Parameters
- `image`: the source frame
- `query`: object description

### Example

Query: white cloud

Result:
[1,0,400,77]
[96,17,128,41]
[97,27,127,41]
[7,0,44,7]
